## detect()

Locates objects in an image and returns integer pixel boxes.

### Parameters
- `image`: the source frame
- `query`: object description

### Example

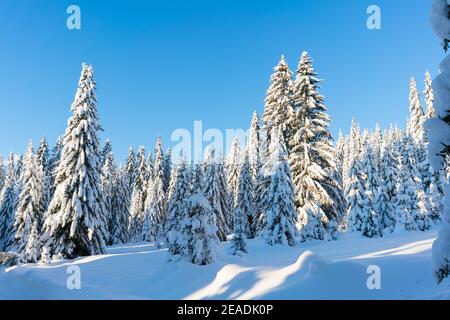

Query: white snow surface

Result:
[1,228,449,300]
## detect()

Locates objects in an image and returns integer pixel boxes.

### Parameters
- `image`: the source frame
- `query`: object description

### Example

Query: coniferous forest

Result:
[0,0,450,301]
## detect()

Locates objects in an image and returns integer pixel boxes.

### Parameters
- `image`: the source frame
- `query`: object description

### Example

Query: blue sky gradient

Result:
[0,0,444,161]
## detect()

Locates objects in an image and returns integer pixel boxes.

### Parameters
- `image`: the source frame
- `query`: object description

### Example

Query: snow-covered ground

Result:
[1,228,449,300]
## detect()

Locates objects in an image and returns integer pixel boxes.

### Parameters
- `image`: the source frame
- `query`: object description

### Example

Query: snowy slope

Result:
[1,229,449,300]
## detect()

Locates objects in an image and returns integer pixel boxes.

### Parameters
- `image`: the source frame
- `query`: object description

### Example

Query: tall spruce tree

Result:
[262,55,294,143]
[41,64,107,261]
[289,52,344,224]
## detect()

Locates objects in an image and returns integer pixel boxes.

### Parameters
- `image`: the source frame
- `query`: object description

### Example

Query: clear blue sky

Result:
[0,0,444,162]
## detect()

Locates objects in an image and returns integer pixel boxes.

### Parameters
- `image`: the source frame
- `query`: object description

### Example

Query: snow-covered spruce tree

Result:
[36,138,51,213]
[126,145,136,190]
[48,137,63,199]
[424,70,436,119]
[426,0,450,283]
[167,160,191,256]
[289,51,345,225]
[230,204,248,256]
[346,153,365,232]
[233,150,253,238]
[226,137,241,213]
[428,174,444,222]
[298,202,330,242]
[191,163,204,194]
[262,55,294,144]
[164,148,172,194]
[334,131,345,184]
[343,119,361,192]
[203,147,231,241]
[142,178,157,242]
[152,138,168,238]
[110,166,130,245]
[371,123,383,172]
[0,155,5,193]
[395,153,419,232]
[100,146,117,244]
[128,146,147,242]
[375,133,398,234]
[12,142,45,262]
[41,64,108,261]
[13,155,24,198]
[175,193,220,265]
[257,128,297,246]
[359,145,382,238]
[407,77,427,144]
[145,151,153,186]
[101,139,113,167]
[248,111,261,185]
[0,154,17,252]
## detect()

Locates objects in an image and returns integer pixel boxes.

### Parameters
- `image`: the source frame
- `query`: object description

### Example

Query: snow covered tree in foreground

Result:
[12,142,44,262]
[257,128,297,246]
[41,64,107,261]
[427,0,450,283]
[176,193,220,265]
[167,160,192,256]
[0,154,17,252]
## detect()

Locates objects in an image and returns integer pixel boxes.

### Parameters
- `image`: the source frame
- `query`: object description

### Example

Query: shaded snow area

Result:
[1,228,449,300]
